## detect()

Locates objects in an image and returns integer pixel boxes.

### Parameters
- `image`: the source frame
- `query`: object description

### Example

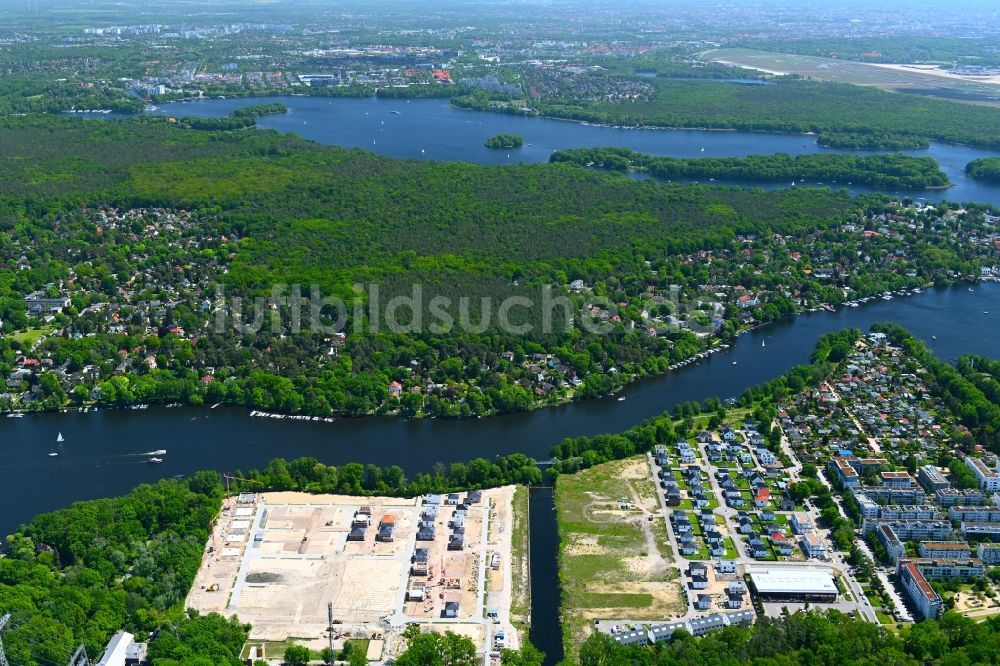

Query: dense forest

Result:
[0,471,249,666]
[966,158,1000,184]
[550,147,950,189]
[0,116,994,418]
[816,131,930,151]
[455,77,1000,150]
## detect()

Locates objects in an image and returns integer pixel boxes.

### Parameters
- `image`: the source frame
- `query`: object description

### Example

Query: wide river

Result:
[5,284,999,535]
[146,95,1000,206]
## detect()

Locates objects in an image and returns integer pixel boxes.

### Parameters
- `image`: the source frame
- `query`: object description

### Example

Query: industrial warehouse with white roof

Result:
[746,568,839,602]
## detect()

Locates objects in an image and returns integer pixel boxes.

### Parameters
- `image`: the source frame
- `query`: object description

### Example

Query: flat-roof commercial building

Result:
[747,568,838,602]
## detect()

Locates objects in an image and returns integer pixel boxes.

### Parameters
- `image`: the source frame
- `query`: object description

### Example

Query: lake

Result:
[146,95,1000,206]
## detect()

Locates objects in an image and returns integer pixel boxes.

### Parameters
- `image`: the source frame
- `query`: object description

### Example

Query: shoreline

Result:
[3,281,963,423]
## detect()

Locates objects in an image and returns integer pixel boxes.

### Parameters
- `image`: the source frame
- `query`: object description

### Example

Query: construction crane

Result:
[222,473,262,500]
[328,602,335,657]
[211,474,264,551]
[67,644,90,666]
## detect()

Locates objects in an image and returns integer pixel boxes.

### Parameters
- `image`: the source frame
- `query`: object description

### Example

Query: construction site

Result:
[185,486,520,663]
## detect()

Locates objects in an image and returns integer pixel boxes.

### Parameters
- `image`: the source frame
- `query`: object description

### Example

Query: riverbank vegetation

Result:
[485,133,523,149]
[0,471,248,666]
[0,115,995,419]
[455,76,1000,150]
[966,157,1000,184]
[547,328,864,476]
[175,102,288,131]
[816,131,930,151]
[6,324,1000,665]
[228,453,543,496]
[550,147,950,190]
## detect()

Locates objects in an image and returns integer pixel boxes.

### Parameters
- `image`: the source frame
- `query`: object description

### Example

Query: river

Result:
[145,95,1000,206]
[8,285,996,664]
[5,284,998,536]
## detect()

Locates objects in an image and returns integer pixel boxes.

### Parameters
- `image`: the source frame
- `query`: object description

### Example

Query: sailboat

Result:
[57,432,64,443]
[761,340,766,348]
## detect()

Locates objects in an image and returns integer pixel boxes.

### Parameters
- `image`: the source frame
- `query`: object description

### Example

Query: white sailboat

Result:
[57,432,64,443]
[761,340,766,348]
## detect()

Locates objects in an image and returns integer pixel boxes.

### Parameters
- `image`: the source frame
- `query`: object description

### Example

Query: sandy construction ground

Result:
[186,487,520,660]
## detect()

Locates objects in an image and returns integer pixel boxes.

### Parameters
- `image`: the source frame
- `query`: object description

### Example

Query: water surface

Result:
[148,96,1000,206]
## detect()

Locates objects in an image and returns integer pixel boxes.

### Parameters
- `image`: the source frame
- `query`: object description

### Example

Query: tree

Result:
[341,640,367,666]
[501,642,545,666]
[283,645,311,666]
[395,631,478,666]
